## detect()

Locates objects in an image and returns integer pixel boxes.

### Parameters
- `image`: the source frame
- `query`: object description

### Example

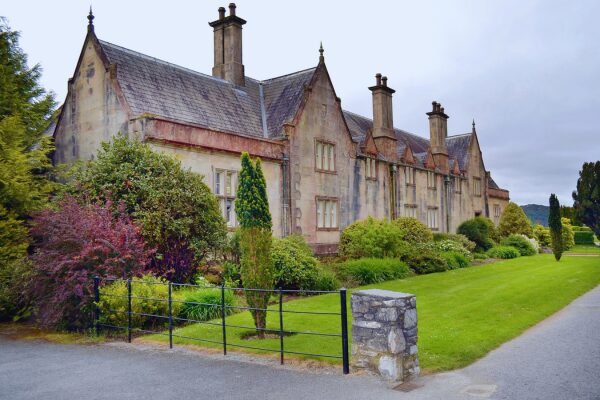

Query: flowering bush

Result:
[29,195,152,329]
[435,240,473,260]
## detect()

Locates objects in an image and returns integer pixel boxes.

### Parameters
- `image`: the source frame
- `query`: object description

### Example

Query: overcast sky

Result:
[4,1,599,206]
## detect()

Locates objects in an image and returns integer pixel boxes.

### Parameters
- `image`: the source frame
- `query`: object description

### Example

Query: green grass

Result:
[147,254,600,372]
[566,244,600,254]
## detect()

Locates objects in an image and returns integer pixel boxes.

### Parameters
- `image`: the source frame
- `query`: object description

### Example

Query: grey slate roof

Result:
[99,40,315,139]
[446,133,472,171]
[487,175,500,189]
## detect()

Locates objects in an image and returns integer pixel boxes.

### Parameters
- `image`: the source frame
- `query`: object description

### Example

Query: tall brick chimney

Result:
[427,101,449,174]
[369,74,397,161]
[209,3,246,86]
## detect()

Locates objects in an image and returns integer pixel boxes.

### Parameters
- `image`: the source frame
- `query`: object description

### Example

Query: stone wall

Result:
[351,289,419,382]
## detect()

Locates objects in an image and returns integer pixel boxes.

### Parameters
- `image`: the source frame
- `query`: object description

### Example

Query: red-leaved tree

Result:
[29,195,153,329]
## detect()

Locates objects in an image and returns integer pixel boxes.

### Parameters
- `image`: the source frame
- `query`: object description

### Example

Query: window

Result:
[315,141,335,172]
[405,167,415,185]
[427,171,436,189]
[215,169,237,228]
[404,204,417,218]
[316,198,338,229]
[494,204,501,223]
[427,208,439,230]
[365,157,377,180]
[454,178,461,194]
[473,177,482,196]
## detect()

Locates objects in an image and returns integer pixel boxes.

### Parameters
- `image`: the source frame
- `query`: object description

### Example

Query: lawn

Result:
[147,254,600,372]
[565,244,600,254]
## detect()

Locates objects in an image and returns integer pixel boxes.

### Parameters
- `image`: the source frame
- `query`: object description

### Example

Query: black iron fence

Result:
[92,277,350,374]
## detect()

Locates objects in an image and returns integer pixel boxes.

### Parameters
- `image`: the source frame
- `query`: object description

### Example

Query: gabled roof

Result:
[98,39,316,139]
[446,133,472,171]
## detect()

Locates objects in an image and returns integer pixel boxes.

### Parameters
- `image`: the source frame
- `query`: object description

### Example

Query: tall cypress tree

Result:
[548,194,563,261]
[235,152,274,336]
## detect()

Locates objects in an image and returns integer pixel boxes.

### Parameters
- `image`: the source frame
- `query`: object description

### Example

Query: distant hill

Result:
[521,204,549,226]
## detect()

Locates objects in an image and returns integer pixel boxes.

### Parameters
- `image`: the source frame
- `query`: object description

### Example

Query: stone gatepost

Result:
[351,289,419,382]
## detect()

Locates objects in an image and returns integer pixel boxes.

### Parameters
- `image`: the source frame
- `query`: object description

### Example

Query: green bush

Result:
[457,217,496,252]
[339,217,408,259]
[314,269,340,291]
[433,232,476,252]
[487,246,520,259]
[574,231,595,245]
[472,252,489,260]
[391,217,433,244]
[440,251,471,269]
[179,287,236,322]
[500,234,537,256]
[533,224,551,247]
[337,258,410,285]
[434,240,473,259]
[561,218,575,250]
[400,244,448,274]
[98,274,182,330]
[222,261,241,287]
[271,235,320,290]
[498,202,534,238]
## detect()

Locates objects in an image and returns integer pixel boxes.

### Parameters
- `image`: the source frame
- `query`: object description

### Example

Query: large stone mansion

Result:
[51,4,510,254]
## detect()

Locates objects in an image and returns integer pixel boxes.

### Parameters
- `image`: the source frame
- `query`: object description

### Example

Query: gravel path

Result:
[1,285,599,400]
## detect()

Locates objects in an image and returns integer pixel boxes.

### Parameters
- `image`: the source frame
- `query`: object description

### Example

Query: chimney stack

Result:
[209,3,246,86]
[426,101,449,174]
[369,73,397,161]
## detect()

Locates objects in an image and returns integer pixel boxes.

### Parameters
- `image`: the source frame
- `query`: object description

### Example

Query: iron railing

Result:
[92,277,350,374]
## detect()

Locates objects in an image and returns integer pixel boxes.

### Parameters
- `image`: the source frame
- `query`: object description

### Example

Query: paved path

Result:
[1,285,600,400]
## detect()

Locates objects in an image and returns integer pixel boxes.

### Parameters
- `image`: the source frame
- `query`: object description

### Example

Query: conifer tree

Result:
[548,194,563,261]
[235,152,274,336]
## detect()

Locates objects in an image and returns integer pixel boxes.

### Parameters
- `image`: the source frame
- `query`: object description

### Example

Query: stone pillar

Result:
[351,289,419,382]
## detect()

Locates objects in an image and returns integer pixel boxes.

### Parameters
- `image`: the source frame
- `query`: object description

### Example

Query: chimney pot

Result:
[440,107,445,114]
[218,7,226,19]
[382,76,388,87]
[375,73,382,86]
[229,3,236,16]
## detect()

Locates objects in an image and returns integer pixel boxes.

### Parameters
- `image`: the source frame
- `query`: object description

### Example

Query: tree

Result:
[71,134,226,282]
[498,202,533,238]
[235,152,274,336]
[561,217,575,250]
[29,195,152,329]
[533,224,551,247]
[560,205,581,226]
[572,161,600,238]
[548,194,563,261]
[0,19,56,320]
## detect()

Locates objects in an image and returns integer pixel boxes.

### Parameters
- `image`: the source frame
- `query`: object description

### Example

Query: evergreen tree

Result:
[572,161,600,238]
[0,19,56,320]
[235,152,274,336]
[498,202,533,238]
[548,194,563,261]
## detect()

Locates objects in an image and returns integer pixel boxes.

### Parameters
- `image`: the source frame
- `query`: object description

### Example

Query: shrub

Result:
[71,134,227,283]
[98,274,182,330]
[222,261,241,287]
[500,234,537,256]
[574,231,595,245]
[337,258,410,285]
[29,196,152,329]
[434,240,473,259]
[400,244,448,274]
[391,217,433,244]
[457,217,496,252]
[533,224,551,247]
[314,269,340,291]
[472,252,489,260]
[179,287,236,322]
[433,232,476,252]
[498,202,534,238]
[271,235,319,290]
[487,246,520,259]
[441,251,471,269]
[339,217,407,259]
[561,218,575,250]
[571,225,592,232]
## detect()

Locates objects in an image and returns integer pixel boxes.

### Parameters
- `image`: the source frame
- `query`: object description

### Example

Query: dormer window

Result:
[365,157,377,180]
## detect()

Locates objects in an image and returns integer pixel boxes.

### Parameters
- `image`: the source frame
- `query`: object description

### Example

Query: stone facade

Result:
[51,5,510,254]
[351,289,419,382]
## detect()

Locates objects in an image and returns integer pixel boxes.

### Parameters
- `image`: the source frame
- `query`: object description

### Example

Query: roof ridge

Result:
[343,109,429,143]
[447,132,472,139]
[99,39,245,86]
[261,66,317,82]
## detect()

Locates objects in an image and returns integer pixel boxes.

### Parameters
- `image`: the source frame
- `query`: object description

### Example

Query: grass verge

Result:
[144,254,600,372]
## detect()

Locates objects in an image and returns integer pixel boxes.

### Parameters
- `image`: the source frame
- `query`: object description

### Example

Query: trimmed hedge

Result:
[337,258,411,285]
[487,246,520,259]
[574,231,595,245]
